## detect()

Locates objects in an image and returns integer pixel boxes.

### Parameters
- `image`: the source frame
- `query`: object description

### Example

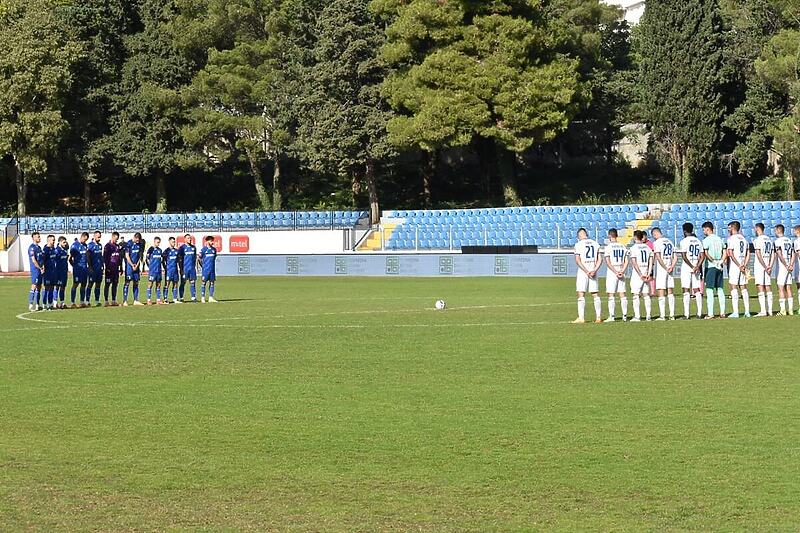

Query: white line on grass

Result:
[11,302,572,331]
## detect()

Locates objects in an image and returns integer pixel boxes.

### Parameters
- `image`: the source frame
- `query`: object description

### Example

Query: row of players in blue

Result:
[26,231,218,311]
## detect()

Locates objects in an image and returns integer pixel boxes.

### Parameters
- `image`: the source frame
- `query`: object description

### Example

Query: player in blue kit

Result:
[199,235,218,303]
[178,234,197,302]
[41,235,59,310]
[87,230,104,306]
[70,232,91,307]
[164,236,181,304]
[123,232,145,306]
[146,237,165,305]
[55,236,69,308]
[27,232,44,311]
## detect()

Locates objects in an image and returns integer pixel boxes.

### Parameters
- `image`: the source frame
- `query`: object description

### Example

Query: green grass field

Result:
[1,276,799,531]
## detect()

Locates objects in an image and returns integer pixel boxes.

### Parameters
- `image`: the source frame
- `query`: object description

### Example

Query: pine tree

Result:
[637,0,729,195]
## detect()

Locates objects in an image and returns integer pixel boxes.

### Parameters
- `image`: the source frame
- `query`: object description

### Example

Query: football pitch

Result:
[1,276,799,530]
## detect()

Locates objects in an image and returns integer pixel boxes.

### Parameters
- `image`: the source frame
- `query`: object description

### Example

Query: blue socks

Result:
[190,283,196,299]
[133,285,139,301]
[123,284,129,302]
[209,284,214,298]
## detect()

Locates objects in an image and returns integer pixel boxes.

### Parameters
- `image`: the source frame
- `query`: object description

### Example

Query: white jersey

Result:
[679,235,703,290]
[604,242,628,270]
[727,233,749,286]
[653,237,676,274]
[574,239,601,271]
[752,235,774,268]
[727,234,748,263]
[774,236,795,285]
[629,243,652,278]
[604,242,628,293]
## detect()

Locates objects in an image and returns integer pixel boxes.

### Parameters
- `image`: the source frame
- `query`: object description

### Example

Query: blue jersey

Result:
[165,247,180,276]
[88,241,104,272]
[56,246,69,278]
[147,246,163,276]
[126,239,143,268]
[28,243,43,271]
[179,243,197,273]
[199,245,217,275]
[70,241,89,270]
[42,245,59,273]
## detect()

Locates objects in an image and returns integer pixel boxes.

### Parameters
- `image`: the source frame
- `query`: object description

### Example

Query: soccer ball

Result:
[435,299,446,310]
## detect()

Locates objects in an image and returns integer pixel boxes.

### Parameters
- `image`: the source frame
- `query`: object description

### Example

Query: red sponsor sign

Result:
[229,235,250,253]
[208,235,223,252]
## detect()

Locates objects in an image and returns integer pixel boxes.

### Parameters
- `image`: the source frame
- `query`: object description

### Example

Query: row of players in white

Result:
[573,225,800,322]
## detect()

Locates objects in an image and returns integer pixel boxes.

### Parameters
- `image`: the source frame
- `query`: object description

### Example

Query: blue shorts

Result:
[148,272,162,283]
[89,266,104,283]
[165,271,179,283]
[73,268,88,284]
[182,271,197,282]
[43,272,58,286]
[126,269,141,283]
[57,274,68,287]
[202,272,216,282]
[30,270,43,285]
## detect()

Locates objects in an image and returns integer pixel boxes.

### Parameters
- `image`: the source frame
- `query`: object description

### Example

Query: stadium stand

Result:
[375,204,651,250]
[369,201,800,251]
[15,210,370,235]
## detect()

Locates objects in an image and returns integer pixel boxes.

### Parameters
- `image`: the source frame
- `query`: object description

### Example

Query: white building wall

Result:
[603,0,645,25]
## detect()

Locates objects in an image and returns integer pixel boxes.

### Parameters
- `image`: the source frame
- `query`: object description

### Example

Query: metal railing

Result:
[1,215,18,250]
[18,210,371,235]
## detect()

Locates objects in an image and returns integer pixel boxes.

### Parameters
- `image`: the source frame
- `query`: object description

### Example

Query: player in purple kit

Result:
[41,235,59,310]
[87,230,104,306]
[103,232,124,306]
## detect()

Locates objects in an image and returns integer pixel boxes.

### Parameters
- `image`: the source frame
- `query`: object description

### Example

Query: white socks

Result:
[695,292,702,317]
[658,296,666,318]
[608,296,616,318]
[633,294,640,319]
[741,289,750,315]
[577,297,586,321]
[668,294,675,318]
[644,296,652,319]
[593,296,602,320]
[758,292,766,314]
[684,293,691,317]
[780,298,786,314]
[731,289,740,315]
[768,292,774,314]
[621,296,628,317]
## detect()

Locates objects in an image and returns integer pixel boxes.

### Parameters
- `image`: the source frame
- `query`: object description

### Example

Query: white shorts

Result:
[655,268,675,291]
[630,274,650,295]
[576,271,599,293]
[776,265,794,286]
[728,263,747,286]
[753,265,772,286]
[680,267,703,291]
[605,272,626,294]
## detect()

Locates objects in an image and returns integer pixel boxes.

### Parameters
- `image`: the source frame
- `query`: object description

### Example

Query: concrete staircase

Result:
[358,223,397,251]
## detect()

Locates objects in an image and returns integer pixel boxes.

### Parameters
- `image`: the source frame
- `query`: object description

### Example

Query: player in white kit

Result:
[651,227,678,320]
[604,228,629,322]
[678,223,704,319]
[773,224,795,315]
[726,221,751,318]
[573,228,603,324]
[752,223,774,316]
[629,230,653,322]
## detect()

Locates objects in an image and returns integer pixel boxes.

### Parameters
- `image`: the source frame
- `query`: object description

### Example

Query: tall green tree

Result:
[101,0,194,212]
[0,0,83,216]
[637,0,730,195]
[298,0,394,221]
[373,0,586,207]
[753,2,800,198]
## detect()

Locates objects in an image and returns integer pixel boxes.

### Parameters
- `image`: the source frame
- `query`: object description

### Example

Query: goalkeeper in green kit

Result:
[702,221,727,319]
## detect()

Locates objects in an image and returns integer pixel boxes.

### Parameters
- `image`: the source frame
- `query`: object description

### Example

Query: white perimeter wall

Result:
[9,230,358,273]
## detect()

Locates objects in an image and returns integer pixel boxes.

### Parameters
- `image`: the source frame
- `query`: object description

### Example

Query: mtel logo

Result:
[229,235,250,253]
[207,235,223,252]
